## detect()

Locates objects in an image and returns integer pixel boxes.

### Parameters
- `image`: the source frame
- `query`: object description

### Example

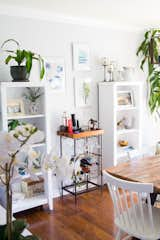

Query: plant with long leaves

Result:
[0,124,44,240]
[137,29,160,114]
[1,39,45,80]
[23,88,43,103]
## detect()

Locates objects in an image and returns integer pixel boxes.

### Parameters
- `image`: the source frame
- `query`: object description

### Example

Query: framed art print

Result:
[44,57,65,92]
[72,43,90,71]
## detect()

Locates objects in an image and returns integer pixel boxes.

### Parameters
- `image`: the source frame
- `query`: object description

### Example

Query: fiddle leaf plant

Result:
[137,29,160,115]
[1,39,45,80]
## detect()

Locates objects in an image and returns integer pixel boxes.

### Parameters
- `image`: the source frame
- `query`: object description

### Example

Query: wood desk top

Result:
[106,156,160,193]
[57,129,104,139]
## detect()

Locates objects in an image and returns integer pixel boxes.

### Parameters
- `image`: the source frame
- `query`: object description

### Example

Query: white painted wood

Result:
[0,82,53,212]
[98,81,142,167]
[103,171,160,240]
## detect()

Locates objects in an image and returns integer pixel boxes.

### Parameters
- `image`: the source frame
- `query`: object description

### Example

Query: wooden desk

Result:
[106,156,160,193]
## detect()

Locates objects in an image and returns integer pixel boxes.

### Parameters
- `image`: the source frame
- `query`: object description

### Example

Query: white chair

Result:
[103,170,160,240]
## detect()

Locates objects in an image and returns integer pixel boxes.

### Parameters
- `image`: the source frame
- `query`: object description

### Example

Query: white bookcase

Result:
[0,82,53,213]
[98,81,142,168]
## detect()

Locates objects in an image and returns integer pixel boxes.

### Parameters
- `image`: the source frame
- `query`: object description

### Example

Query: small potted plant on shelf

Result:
[23,87,44,114]
[1,39,45,82]
[0,124,44,240]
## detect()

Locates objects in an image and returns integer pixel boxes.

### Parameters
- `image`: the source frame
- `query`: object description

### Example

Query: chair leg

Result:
[116,229,131,240]
[115,229,122,240]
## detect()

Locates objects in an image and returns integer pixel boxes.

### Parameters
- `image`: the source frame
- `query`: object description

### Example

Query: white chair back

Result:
[103,170,155,238]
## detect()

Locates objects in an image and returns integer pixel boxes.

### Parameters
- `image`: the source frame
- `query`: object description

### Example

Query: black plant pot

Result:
[10,66,30,82]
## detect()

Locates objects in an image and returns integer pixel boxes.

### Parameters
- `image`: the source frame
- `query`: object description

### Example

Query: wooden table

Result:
[106,156,160,193]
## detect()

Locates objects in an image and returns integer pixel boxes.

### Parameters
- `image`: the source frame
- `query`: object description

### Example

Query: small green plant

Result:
[1,39,45,79]
[23,88,43,103]
[83,82,90,104]
[137,29,160,115]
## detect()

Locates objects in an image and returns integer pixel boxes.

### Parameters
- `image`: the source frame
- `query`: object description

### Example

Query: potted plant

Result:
[1,39,45,82]
[23,87,43,114]
[0,124,44,239]
[137,29,160,116]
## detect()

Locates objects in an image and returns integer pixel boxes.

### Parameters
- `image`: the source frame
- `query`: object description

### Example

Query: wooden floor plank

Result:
[15,188,137,240]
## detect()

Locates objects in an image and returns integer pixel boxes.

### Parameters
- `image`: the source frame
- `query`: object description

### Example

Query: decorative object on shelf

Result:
[102,57,108,82]
[74,77,92,107]
[44,57,65,91]
[1,39,45,82]
[137,29,160,115]
[7,99,25,116]
[72,43,90,71]
[101,58,117,82]
[117,91,134,107]
[21,176,44,198]
[88,118,98,130]
[0,125,44,240]
[122,66,135,81]
[118,140,128,147]
[23,87,43,114]
[117,116,134,130]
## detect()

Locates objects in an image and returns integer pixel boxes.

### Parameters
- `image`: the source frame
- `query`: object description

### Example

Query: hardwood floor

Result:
[15,187,136,240]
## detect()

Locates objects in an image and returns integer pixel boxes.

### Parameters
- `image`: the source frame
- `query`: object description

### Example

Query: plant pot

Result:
[10,66,30,82]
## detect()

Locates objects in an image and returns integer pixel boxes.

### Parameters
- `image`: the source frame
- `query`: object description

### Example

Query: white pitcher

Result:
[122,66,135,81]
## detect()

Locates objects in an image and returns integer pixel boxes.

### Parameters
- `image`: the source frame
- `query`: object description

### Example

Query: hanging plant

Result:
[137,29,160,115]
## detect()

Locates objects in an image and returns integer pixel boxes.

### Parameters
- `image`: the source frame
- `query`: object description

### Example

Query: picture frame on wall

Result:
[117,91,134,107]
[74,77,92,107]
[72,43,90,71]
[44,57,65,92]
[7,99,25,116]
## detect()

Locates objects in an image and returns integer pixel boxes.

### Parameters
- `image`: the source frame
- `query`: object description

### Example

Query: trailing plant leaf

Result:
[137,29,160,114]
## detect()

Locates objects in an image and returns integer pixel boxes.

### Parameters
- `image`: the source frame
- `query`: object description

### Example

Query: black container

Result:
[10,66,30,82]
[71,114,76,129]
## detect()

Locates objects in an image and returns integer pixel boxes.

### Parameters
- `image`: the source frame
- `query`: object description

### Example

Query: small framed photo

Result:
[7,99,25,116]
[72,43,90,71]
[117,91,134,107]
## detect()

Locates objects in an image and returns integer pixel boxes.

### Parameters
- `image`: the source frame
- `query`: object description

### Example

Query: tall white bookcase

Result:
[98,81,142,168]
[0,82,53,213]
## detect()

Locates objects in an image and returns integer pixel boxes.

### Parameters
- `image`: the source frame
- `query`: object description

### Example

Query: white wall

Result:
[0,14,159,195]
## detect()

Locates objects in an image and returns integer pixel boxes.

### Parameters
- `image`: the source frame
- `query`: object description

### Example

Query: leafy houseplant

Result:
[23,88,44,114]
[137,29,160,115]
[0,124,44,240]
[1,39,45,82]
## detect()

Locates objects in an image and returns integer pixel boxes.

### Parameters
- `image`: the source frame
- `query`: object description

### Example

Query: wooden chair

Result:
[103,170,160,240]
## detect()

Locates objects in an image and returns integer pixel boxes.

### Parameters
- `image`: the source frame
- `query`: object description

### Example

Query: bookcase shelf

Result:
[0,82,53,213]
[98,81,142,168]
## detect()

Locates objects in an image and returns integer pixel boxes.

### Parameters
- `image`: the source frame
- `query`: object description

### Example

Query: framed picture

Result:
[7,99,25,116]
[74,77,92,107]
[117,91,134,107]
[72,43,90,71]
[44,57,65,92]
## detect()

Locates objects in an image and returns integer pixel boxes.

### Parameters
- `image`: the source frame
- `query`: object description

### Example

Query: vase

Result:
[29,102,39,115]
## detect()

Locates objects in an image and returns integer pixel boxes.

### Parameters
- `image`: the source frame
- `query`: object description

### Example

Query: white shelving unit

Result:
[0,82,53,213]
[98,81,142,168]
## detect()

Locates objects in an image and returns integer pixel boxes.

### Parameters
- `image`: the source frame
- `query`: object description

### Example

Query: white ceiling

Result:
[1,0,160,30]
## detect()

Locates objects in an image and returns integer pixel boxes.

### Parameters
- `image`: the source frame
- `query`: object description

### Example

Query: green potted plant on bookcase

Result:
[1,39,45,82]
